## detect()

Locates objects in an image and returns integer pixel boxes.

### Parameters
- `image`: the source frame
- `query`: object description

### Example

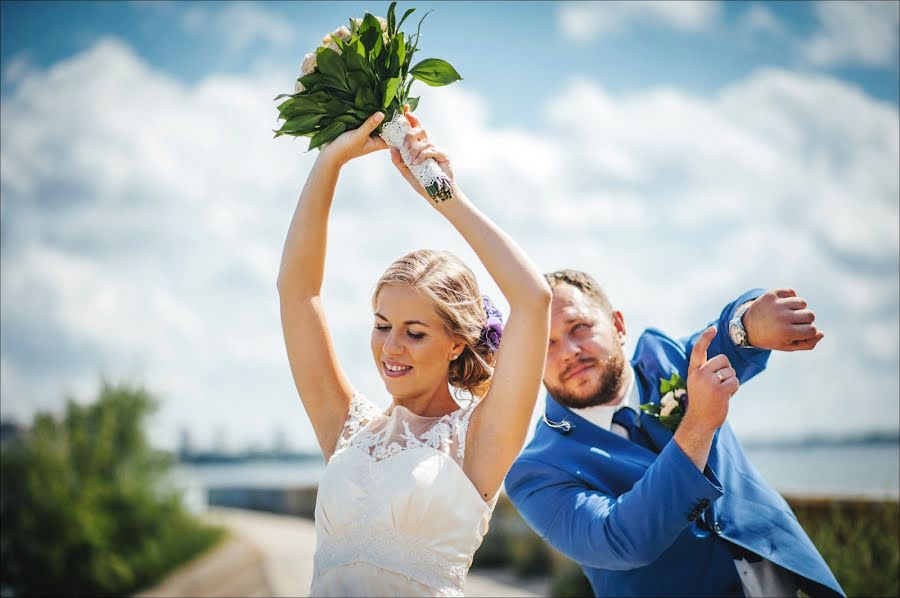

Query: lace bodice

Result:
[335,392,475,463]
[310,393,496,597]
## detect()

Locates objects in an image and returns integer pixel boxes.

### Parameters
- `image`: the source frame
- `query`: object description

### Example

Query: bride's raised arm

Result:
[277,112,387,461]
[390,109,552,500]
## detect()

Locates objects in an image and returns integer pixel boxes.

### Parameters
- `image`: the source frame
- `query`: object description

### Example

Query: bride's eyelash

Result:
[374,325,425,340]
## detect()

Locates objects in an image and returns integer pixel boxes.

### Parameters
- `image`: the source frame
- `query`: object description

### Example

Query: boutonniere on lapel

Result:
[640,372,687,431]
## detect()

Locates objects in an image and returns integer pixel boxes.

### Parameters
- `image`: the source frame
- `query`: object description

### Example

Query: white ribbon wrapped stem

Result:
[379,112,454,202]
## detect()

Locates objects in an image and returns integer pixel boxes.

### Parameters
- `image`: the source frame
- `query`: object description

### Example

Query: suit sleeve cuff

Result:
[658,437,724,519]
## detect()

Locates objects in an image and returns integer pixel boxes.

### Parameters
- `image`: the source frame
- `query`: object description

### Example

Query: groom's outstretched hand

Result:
[742,289,824,352]
[676,326,738,471]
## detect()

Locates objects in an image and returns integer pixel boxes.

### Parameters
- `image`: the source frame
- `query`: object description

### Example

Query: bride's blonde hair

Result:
[373,249,495,399]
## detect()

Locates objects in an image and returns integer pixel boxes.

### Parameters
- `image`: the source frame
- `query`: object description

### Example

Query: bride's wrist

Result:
[431,184,470,213]
[314,150,344,173]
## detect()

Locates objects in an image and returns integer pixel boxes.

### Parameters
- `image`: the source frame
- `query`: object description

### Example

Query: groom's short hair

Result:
[544,269,614,316]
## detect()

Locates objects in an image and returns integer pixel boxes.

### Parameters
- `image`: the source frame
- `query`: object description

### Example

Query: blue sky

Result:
[3,1,898,122]
[1,1,898,453]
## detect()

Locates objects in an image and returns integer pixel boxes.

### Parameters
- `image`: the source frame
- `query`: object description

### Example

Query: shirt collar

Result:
[570,366,639,431]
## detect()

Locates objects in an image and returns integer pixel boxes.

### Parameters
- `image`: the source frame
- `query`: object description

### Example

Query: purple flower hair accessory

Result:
[478,295,504,353]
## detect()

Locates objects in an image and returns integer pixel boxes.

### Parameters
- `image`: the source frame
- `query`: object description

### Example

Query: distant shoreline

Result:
[174,433,900,465]
[740,431,900,451]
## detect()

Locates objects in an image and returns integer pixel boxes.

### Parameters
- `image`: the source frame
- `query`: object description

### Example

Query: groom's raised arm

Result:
[506,440,723,571]
[680,288,770,384]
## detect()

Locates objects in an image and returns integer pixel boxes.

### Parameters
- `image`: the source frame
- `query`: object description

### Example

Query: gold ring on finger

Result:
[715,370,725,382]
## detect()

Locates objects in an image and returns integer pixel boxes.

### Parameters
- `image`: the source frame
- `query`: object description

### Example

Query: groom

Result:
[504,270,844,597]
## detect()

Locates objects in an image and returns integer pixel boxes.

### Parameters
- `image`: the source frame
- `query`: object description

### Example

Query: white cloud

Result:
[1,37,897,453]
[738,4,787,38]
[803,0,900,68]
[559,0,721,42]
[180,2,292,54]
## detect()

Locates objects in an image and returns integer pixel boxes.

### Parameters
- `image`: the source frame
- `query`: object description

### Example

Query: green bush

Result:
[788,496,900,598]
[474,493,900,597]
[0,383,224,597]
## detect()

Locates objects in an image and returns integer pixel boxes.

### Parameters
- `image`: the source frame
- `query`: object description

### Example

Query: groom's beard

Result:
[547,346,627,409]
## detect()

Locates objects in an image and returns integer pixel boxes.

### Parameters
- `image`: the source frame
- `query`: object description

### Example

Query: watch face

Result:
[729,323,745,345]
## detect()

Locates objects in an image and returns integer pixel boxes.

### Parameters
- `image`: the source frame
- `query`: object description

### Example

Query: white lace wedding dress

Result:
[310,393,498,597]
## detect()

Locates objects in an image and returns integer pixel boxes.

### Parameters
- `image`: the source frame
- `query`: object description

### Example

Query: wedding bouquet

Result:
[274,3,462,201]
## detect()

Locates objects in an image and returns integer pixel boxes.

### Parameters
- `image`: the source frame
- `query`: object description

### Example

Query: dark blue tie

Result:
[612,407,652,450]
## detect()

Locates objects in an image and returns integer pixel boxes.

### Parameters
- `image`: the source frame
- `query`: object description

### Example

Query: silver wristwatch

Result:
[728,301,754,348]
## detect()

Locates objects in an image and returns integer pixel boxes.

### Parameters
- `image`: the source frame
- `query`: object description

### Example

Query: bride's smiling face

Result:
[371,284,462,398]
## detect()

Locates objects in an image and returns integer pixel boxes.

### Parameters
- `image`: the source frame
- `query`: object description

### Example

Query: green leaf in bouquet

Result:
[348,71,372,94]
[278,97,327,118]
[343,45,368,74]
[348,108,374,122]
[388,44,401,76]
[659,413,684,430]
[359,13,382,54]
[397,7,416,31]
[382,77,401,109]
[410,10,432,54]
[353,87,367,110]
[308,120,348,151]
[273,93,294,102]
[640,403,661,416]
[362,85,377,108]
[316,48,349,90]
[410,58,462,87]
[298,71,329,92]
[280,112,325,134]
[277,97,298,115]
[395,34,407,68]
[387,1,397,36]
[333,114,363,127]
[406,96,420,112]
[324,97,353,115]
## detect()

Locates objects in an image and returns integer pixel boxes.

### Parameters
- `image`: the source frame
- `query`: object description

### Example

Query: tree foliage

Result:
[0,383,223,597]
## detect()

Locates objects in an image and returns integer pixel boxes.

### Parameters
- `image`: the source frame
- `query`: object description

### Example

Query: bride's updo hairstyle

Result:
[373,249,496,399]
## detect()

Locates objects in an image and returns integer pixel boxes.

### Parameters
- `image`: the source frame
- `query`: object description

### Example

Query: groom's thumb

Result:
[689,326,717,370]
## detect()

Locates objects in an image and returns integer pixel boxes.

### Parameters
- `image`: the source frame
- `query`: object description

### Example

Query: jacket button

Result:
[714,521,723,535]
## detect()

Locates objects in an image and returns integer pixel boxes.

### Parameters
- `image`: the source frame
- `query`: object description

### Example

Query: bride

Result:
[277,107,551,596]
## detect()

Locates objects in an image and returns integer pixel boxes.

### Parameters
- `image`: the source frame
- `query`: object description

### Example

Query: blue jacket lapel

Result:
[632,337,685,453]
[543,394,657,468]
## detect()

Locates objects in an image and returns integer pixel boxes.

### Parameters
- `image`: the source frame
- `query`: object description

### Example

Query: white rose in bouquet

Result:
[660,391,678,417]
[321,26,352,53]
[301,52,317,75]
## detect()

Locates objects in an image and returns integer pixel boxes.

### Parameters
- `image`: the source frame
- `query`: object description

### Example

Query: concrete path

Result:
[138,507,544,597]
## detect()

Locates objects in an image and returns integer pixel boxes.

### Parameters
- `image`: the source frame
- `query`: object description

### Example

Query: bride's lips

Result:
[382,361,413,378]
[563,362,595,382]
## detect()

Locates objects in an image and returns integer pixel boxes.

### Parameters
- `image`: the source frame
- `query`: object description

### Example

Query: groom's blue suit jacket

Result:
[505,290,844,597]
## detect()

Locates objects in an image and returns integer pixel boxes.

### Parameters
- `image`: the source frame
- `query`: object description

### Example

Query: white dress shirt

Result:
[571,367,639,439]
